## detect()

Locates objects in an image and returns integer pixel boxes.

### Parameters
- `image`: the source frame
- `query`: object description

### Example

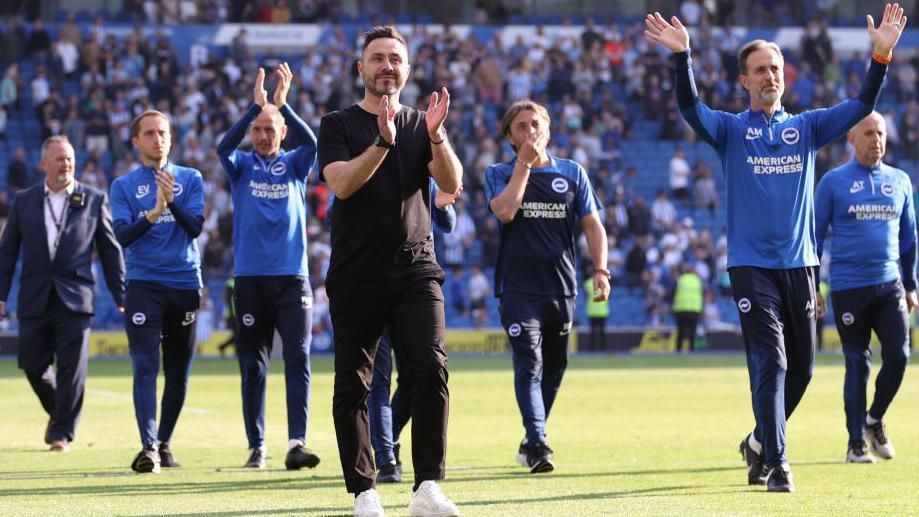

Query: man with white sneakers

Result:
[815,112,915,464]
[317,25,462,517]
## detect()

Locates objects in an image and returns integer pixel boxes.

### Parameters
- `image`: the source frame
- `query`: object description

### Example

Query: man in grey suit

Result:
[0,135,125,452]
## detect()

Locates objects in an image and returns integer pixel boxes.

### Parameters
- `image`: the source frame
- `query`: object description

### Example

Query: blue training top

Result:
[485,154,601,297]
[674,51,887,269]
[110,163,204,290]
[815,159,917,292]
[217,104,317,277]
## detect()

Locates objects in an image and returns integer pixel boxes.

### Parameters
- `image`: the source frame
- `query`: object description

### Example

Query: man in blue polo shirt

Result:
[110,110,204,473]
[485,100,610,474]
[815,111,916,464]
[217,62,320,470]
[645,4,906,492]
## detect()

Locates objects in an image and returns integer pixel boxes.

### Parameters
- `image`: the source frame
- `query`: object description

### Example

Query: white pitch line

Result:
[87,388,210,414]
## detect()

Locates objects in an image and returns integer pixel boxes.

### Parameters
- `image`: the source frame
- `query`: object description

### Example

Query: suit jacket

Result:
[0,181,125,318]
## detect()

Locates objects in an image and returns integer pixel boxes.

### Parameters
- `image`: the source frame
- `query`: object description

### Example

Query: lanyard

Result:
[46,194,68,257]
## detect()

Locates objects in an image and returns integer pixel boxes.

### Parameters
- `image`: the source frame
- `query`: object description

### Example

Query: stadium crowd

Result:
[1,10,919,333]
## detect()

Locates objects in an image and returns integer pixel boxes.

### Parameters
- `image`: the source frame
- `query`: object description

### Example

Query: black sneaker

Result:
[159,443,181,468]
[131,445,161,474]
[244,447,267,468]
[845,440,875,464]
[739,434,767,485]
[285,445,320,470]
[515,440,555,473]
[377,460,403,483]
[766,464,795,493]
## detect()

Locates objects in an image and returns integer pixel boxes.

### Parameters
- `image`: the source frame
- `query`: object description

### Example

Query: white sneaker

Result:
[865,421,895,459]
[354,488,385,517]
[845,441,875,464]
[408,480,459,517]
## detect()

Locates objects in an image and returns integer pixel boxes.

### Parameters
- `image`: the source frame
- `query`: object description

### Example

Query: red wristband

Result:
[872,52,893,65]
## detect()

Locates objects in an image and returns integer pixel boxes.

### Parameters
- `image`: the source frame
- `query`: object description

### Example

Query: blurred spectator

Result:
[679,0,707,25]
[624,238,647,293]
[651,190,677,233]
[669,147,691,201]
[627,196,651,237]
[7,147,29,192]
[692,162,719,213]
[607,236,624,285]
[448,266,468,319]
[441,201,476,268]
[703,289,725,330]
[0,18,26,62]
[1,63,19,109]
[467,265,489,329]
[0,103,6,139]
[57,11,81,46]
[27,19,51,65]
[801,21,833,77]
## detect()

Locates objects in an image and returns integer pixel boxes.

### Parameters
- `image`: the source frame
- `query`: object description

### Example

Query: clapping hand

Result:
[155,169,175,204]
[254,68,268,107]
[378,94,397,146]
[426,87,450,141]
[273,62,293,107]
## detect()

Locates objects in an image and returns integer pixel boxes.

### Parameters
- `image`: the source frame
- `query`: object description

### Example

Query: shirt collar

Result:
[851,158,883,173]
[745,107,789,124]
[44,181,75,196]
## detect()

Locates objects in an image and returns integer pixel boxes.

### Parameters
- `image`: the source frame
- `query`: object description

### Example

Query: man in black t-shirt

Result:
[317,25,462,517]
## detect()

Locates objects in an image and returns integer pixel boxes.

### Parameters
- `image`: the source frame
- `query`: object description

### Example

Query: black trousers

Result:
[124,281,200,447]
[673,311,700,352]
[588,317,606,351]
[18,289,92,443]
[729,266,816,469]
[328,273,449,494]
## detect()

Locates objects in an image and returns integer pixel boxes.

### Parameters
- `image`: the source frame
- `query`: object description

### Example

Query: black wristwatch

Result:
[375,135,395,149]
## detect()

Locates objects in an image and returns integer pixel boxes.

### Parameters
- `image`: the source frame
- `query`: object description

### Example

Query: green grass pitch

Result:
[1,354,917,516]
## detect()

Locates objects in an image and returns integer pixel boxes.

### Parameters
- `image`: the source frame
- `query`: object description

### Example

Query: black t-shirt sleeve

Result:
[317,112,351,182]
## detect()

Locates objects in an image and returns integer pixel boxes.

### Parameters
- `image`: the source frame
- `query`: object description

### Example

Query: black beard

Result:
[365,74,402,96]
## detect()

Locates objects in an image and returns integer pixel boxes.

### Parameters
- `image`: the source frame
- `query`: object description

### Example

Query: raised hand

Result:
[644,12,690,53]
[517,130,546,167]
[867,3,907,57]
[425,87,450,141]
[273,62,293,107]
[435,186,461,209]
[155,169,175,204]
[254,67,268,107]
[378,94,397,146]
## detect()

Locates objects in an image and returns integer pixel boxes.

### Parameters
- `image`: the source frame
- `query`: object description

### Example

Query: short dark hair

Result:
[362,25,407,53]
[737,39,783,75]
